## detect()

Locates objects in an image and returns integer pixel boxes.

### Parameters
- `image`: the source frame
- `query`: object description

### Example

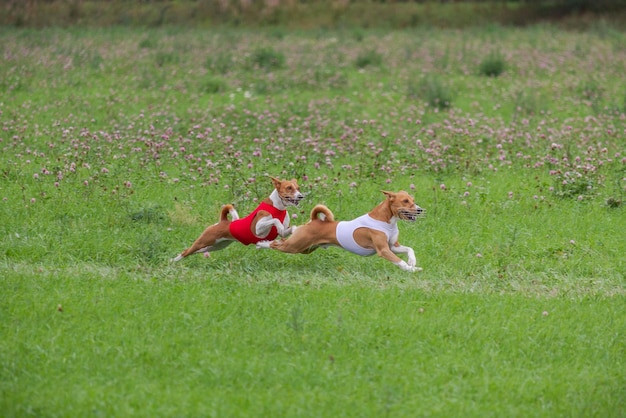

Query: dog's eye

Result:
[403,199,409,203]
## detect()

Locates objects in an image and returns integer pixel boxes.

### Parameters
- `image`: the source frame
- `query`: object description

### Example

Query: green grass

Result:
[2,271,625,417]
[1,26,625,417]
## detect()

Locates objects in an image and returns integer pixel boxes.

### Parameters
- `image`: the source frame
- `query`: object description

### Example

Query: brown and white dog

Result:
[257,190,424,272]
[172,177,303,261]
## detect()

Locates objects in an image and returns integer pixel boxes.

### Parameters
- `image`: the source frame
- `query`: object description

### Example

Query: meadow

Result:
[1,25,625,417]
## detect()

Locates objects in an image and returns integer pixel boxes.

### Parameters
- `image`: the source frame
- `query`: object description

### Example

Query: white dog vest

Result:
[336,215,398,256]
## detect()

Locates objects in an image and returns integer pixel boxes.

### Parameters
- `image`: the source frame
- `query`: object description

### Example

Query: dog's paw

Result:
[396,260,422,272]
[256,241,272,249]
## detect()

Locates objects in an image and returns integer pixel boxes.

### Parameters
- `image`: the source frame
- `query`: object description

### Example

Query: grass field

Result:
[1,25,625,417]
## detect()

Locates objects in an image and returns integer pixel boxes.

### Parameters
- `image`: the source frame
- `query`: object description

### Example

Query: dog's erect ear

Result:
[381,190,396,201]
[270,176,282,189]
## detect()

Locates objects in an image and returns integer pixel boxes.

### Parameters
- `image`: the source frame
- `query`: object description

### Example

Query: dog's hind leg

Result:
[172,217,233,261]
[172,236,233,261]
[256,235,314,254]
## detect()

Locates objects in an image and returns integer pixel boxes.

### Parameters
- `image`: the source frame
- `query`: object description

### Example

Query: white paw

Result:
[396,260,422,272]
[256,241,272,249]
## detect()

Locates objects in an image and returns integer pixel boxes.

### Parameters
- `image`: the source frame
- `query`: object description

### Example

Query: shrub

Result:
[155,51,179,67]
[201,77,227,94]
[130,205,166,223]
[138,37,158,49]
[408,75,452,110]
[205,52,233,75]
[513,90,542,117]
[479,51,506,77]
[552,173,596,200]
[578,78,605,114]
[548,144,611,200]
[353,29,365,42]
[250,47,285,70]
[579,79,604,101]
[355,50,382,69]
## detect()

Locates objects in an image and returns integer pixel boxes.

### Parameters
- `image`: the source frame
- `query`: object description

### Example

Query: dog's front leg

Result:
[371,233,420,272]
[391,243,417,267]
[278,214,293,237]
[255,215,292,238]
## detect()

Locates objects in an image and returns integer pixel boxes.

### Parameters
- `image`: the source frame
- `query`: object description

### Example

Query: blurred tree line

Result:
[3,0,626,28]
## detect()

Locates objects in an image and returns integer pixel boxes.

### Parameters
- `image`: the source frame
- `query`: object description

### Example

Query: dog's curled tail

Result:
[310,204,334,222]
[220,204,239,222]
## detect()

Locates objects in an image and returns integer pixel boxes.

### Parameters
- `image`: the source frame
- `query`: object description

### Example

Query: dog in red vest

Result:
[172,177,303,261]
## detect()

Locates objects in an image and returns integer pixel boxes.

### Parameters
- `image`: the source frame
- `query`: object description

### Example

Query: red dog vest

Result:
[229,202,287,245]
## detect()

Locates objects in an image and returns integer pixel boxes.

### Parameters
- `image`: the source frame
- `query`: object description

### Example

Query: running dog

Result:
[257,190,424,272]
[172,177,303,261]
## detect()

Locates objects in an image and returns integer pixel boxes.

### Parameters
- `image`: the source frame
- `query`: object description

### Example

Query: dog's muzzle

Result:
[399,206,425,222]
[283,193,305,206]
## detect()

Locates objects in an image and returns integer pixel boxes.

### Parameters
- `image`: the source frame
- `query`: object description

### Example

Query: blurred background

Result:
[3,0,626,29]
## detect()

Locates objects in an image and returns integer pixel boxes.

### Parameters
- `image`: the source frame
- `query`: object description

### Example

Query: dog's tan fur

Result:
[257,191,424,271]
[172,177,303,261]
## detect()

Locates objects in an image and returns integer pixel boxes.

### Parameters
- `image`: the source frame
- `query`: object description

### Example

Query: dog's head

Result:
[382,190,425,222]
[271,176,304,207]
